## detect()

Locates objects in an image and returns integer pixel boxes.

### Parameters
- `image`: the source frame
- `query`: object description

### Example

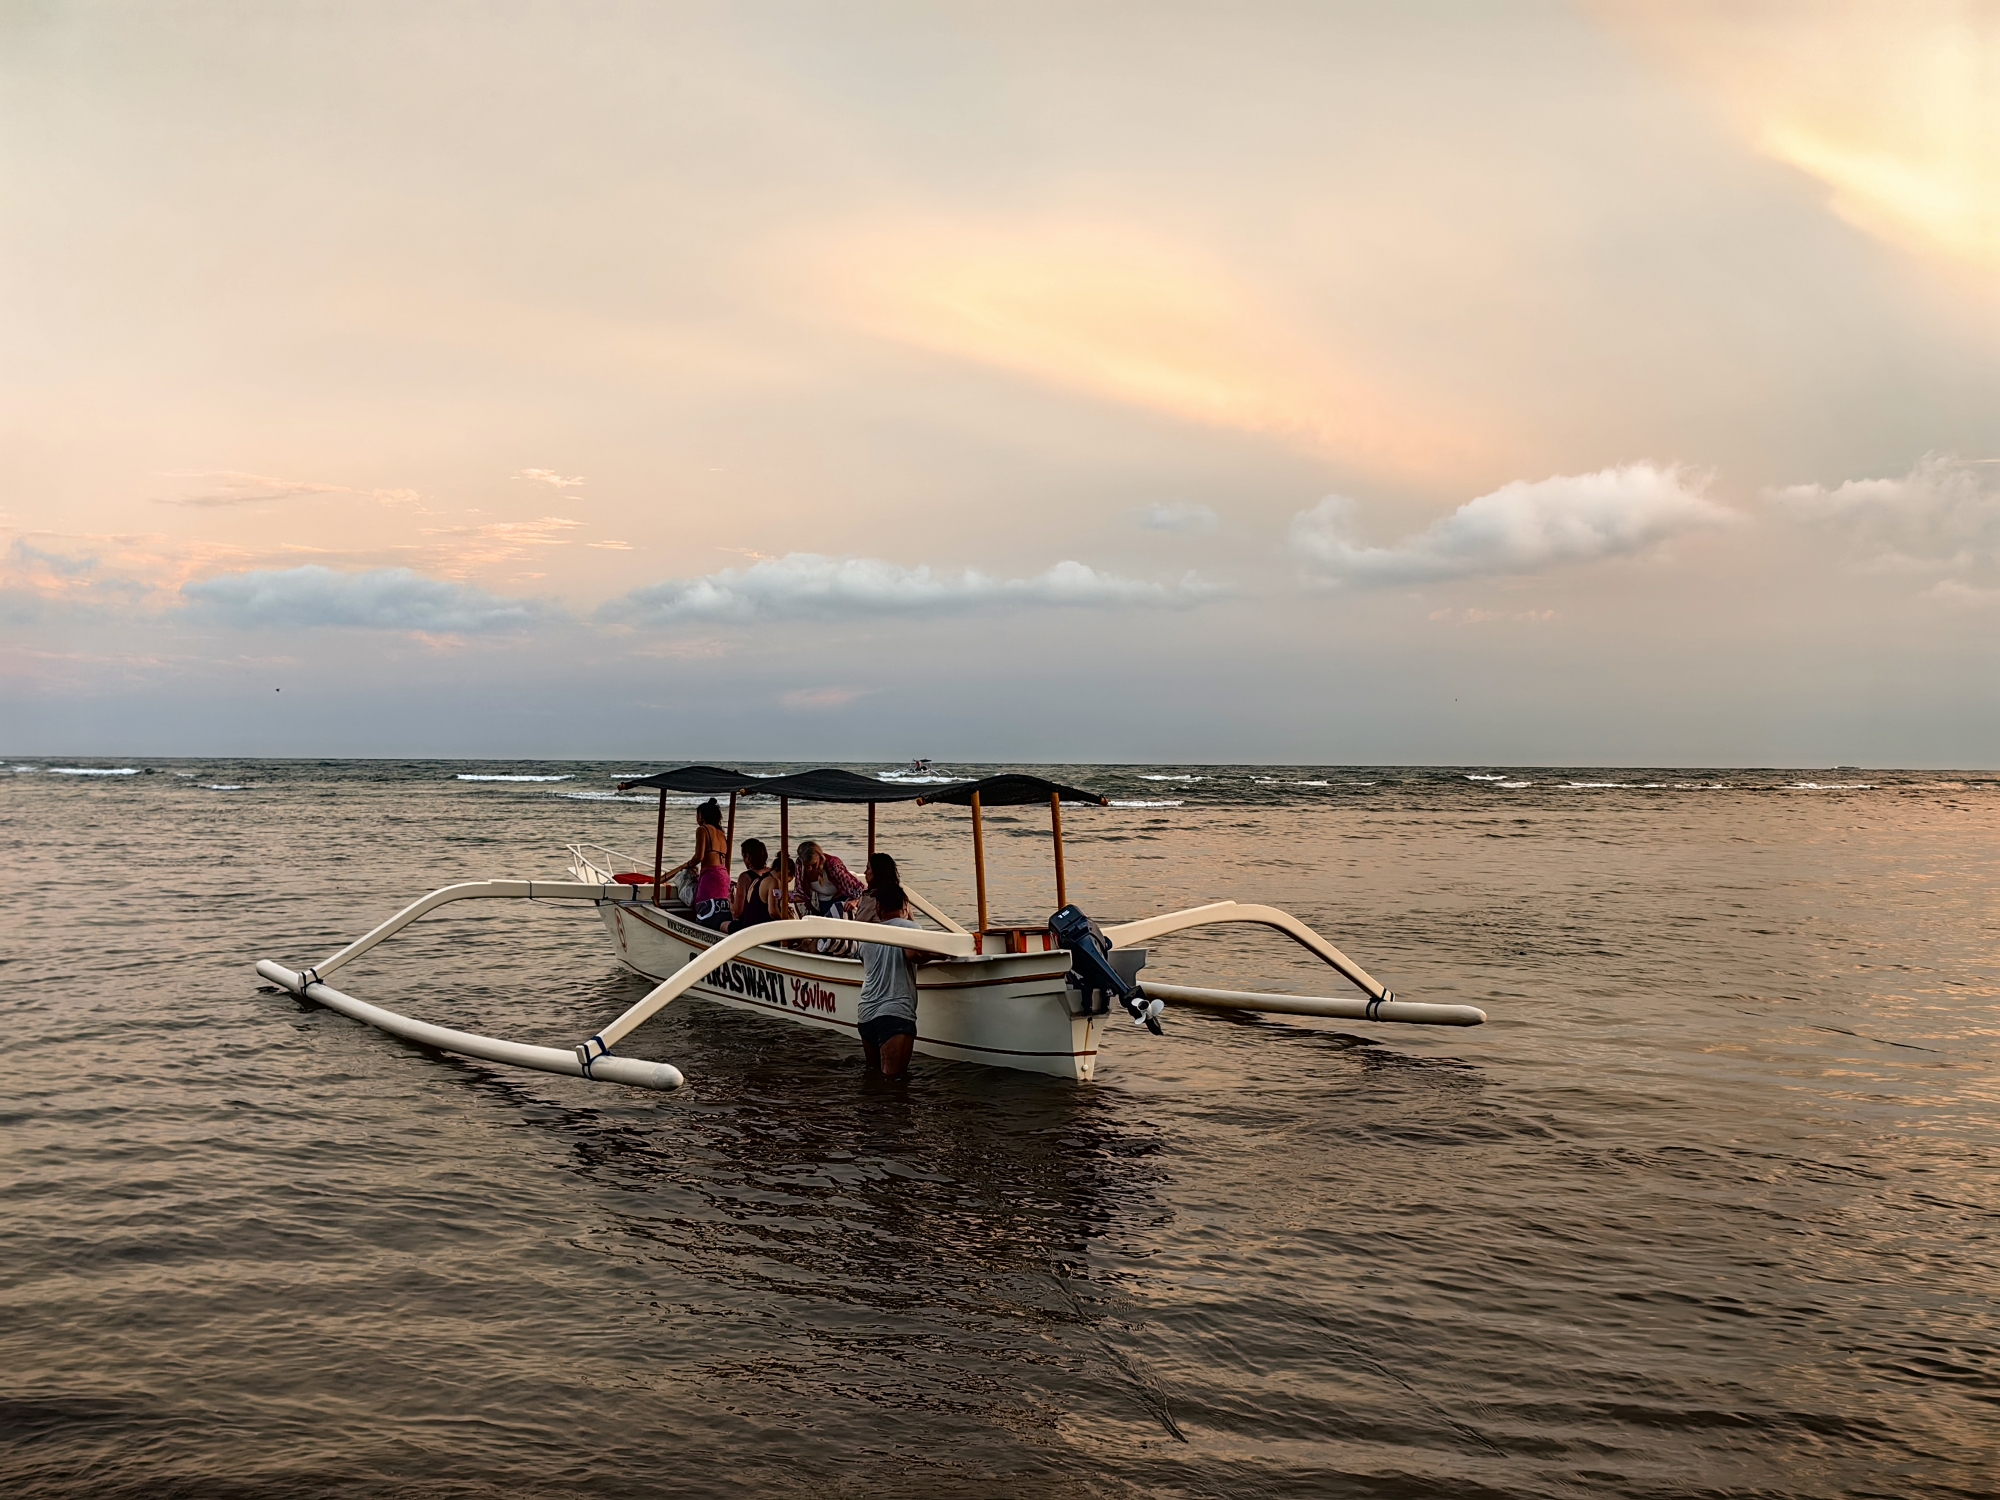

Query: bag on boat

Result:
[672,868,696,906]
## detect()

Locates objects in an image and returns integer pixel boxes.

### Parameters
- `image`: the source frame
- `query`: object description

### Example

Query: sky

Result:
[3,0,1997,765]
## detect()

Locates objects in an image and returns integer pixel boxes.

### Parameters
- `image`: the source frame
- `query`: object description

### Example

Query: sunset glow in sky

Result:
[5,2,1997,762]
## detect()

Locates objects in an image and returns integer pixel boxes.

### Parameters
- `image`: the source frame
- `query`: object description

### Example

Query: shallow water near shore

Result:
[2,760,1996,1498]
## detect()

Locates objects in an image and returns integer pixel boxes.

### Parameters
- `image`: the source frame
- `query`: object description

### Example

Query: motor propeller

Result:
[1049,903,1165,1035]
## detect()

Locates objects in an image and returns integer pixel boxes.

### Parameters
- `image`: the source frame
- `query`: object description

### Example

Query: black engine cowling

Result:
[1050,904,1163,1034]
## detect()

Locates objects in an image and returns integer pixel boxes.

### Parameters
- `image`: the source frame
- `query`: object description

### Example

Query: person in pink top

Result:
[662,797,732,929]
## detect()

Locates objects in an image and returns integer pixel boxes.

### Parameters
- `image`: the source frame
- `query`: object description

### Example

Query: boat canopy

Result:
[917,774,1107,808]
[616,765,758,795]
[616,765,1107,807]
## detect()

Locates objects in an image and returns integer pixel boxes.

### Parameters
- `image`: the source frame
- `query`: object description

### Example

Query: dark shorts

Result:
[858,1014,917,1048]
[693,898,732,930]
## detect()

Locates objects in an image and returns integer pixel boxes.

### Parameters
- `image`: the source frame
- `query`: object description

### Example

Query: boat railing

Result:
[565,842,650,886]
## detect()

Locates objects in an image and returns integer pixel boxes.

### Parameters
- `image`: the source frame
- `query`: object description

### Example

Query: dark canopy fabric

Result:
[746,768,930,804]
[918,774,1107,808]
[616,765,760,794]
[614,765,1108,807]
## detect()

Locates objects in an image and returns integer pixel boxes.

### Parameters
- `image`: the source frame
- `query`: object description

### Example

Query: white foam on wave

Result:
[1793,782,1873,791]
[1564,782,1629,789]
[1498,781,1531,789]
[50,767,139,776]
[11,764,39,773]
[1466,774,1507,782]
[1294,779,1330,787]
[555,790,674,803]
[201,784,246,792]
[1344,780,1376,786]
[1141,774,1201,782]
[457,773,574,782]
[1109,798,1182,808]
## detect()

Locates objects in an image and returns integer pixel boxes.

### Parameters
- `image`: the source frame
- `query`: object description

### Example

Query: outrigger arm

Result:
[1100,901,1487,1027]
[578,919,975,1062]
[256,879,978,1094]
[255,879,689,1091]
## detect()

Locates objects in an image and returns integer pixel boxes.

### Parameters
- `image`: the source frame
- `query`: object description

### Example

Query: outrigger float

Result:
[257,766,1485,1093]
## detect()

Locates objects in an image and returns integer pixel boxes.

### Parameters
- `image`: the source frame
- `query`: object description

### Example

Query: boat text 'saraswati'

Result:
[257,766,1485,1093]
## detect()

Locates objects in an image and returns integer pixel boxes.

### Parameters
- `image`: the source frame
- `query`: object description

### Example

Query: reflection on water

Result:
[1,760,1995,1497]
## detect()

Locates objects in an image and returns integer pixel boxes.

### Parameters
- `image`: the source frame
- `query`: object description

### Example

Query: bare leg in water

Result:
[864,1032,915,1079]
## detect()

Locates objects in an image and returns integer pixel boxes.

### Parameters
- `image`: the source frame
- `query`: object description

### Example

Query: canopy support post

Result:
[970,790,988,943]
[779,795,791,919]
[725,790,737,872]
[1050,791,1066,911]
[652,786,668,905]
[868,801,876,859]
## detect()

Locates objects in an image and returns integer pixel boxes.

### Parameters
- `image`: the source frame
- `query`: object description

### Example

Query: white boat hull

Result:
[597,899,1107,1080]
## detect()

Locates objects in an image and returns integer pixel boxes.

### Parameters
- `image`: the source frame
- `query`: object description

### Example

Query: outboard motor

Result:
[1050,904,1165,1034]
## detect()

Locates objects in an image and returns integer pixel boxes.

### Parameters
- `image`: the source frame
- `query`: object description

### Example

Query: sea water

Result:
[1,761,1994,1497]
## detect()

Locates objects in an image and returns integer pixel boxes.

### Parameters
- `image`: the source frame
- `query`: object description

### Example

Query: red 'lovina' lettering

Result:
[789,978,838,1014]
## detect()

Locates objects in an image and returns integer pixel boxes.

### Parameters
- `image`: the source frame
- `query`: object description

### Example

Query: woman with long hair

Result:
[853,852,933,1078]
[661,797,732,929]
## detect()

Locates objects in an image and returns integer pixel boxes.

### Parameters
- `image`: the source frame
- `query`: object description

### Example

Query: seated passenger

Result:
[793,839,864,917]
[732,839,771,927]
[753,851,795,924]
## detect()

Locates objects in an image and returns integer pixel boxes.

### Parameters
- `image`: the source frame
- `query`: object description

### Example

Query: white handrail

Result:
[584,918,976,1055]
[1100,901,1388,1000]
[566,843,647,882]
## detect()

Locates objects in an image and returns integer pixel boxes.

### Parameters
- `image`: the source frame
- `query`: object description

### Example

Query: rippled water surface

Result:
[3,760,1996,1498]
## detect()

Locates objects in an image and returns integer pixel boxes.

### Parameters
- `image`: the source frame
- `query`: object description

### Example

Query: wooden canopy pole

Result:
[652,786,668,905]
[867,801,876,859]
[725,791,738,872]
[1049,791,1066,910]
[970,790,988,939]
[778,795,791,918]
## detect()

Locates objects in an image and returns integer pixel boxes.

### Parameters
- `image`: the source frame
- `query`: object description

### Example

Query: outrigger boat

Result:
[257,766,1485,1094]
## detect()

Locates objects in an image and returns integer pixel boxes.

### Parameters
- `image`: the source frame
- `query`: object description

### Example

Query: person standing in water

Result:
[853,852,935,1078]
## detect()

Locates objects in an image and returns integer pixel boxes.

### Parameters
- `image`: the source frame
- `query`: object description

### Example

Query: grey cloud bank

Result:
[600,553,1221,626]
[182,566,556,633]
[1768,454,2000,575]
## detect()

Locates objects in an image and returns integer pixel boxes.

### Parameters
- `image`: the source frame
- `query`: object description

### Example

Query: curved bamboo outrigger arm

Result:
[1096,901,1486,1026]
[1100,901,1386,997]
[254,879,689,1091]
[300,879,631,987]
[261,880,979,1092]
[582,918,976,1059]
[901,884,970,935]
